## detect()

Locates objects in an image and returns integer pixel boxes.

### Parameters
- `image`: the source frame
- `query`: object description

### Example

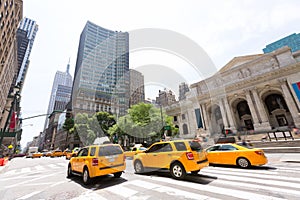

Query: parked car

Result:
[66,147,80,160]
[124,146,147,158]
[67,144,126,185]
[205,143,268,168]
[133,139,209,180]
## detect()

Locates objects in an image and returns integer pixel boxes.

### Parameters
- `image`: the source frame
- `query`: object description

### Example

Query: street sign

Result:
[164,125,171,130]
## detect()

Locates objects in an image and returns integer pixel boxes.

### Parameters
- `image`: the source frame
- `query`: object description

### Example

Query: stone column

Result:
[219,99,229,128]
[251,88,272,131]
[279,79,300,127]
[244,89,259,125]
[200,103,208,130]
[251,88,268,122]
[223,97,236,130]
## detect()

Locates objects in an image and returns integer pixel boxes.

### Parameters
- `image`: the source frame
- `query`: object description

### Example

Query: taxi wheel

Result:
[114,172,122,178]
[170,162,186,180]
[237,157,251,168]
[83,167,91,185]
[134,160,144,174]
[67,164,73,178]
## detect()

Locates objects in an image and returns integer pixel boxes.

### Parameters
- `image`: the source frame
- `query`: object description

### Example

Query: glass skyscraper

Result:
[16,17,38,85]
[263,33,300,53]
[72,21,129,116]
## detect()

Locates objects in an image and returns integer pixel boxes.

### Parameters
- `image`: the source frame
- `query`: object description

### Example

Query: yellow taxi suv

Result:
[133,140,209,180]
[67,144,126,185]
[205,143,268,168]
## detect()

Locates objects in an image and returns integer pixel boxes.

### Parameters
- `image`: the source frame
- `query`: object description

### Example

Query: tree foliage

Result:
[108,103,177,141]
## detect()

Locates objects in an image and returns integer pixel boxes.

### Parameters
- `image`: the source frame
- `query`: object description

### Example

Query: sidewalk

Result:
[266,153,300,163]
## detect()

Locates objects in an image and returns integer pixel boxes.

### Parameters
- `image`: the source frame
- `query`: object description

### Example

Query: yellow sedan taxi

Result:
[124,146,147,158]
[205,143,267,168]
[67,144,126,184]
[32,152,43,158]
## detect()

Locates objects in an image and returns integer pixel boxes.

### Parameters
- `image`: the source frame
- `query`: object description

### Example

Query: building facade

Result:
[166,47,300,139]
[44,62,73,130]
[156,88,176,107]
[129,69,145,106]
[179,82,190,101]
[72,21,129,116]
[0,0,23,127]
[263,33,300,53]
[16,17,38,85]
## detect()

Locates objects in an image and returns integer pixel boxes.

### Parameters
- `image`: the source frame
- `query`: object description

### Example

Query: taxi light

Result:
[92,158,98,166]
[186,152,194,160]
[255,151,263,155]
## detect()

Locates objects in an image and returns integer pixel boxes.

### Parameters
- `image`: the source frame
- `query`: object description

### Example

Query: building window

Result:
[182,114,185,120]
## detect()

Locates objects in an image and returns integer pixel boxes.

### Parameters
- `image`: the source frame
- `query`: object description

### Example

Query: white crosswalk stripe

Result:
[3,163,66,176]
[76,165,300,200]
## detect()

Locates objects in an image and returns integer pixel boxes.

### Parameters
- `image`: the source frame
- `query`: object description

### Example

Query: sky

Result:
[20,0,300,148]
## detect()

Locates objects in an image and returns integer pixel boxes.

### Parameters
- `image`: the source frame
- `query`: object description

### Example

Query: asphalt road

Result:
[0,154,300,200]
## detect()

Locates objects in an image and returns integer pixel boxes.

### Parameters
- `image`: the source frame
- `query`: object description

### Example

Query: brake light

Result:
[255,151,263,155]
[92,158,98,166]
[123,154,126,161]
[186,152,194,160]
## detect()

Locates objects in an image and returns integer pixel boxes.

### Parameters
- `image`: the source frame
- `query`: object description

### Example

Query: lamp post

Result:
[0,85,21,156]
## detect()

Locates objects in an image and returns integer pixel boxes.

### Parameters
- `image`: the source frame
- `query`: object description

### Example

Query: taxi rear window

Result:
[98,145,123,156]
[189,141,203,152]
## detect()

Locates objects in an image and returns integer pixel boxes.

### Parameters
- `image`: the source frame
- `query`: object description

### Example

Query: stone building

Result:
[166,47,300,139]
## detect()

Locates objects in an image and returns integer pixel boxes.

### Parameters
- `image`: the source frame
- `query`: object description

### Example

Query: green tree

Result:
[94,111,116,136]
[109,103,176,142]
[63,117,74,149]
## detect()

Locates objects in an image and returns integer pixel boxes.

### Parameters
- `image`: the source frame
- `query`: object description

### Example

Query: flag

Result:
[9,112,17,131]
[292,82,300,102]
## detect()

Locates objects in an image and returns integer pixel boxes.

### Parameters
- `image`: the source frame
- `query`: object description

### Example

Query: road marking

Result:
[5,173,55,188]
[35,165,45,170]
[202,167,300,183]
[49,164,60,169]
[141,175,287,200]
[129,180,220,200]
[71,191,107,200]
[203,171,300,189]
[56,162,67,167]
[105,185,138,198]
[15,191,41,200]
[20,168,31,173]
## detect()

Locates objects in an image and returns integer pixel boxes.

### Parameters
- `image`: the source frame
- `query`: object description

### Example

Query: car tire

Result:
[170,162,186,180]
[114,172,122,178]
[237,157,251,168]
[134,160,144,174]
[67,164,73,178]
[83,167,91,185]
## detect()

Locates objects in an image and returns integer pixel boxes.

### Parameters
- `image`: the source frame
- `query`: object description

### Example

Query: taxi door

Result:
[219,144,238,165]
[73,147,89,173]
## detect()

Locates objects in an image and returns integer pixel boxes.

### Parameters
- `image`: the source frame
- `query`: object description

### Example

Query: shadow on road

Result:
[134,170,216,185]
[208,163,277,170]
[67,174,128,190]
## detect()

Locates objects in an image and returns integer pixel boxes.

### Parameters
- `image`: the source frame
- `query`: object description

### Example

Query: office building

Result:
[263,33,300,53]
[44,62,73,130]
[129,69,145,106]
[156,88,176,107]
[72,21,129,116]
[179,82,190,101]
[16,17,38,86]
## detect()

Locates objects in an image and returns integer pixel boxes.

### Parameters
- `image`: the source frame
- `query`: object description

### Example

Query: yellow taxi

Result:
[133,140,209,180]
[205,143,268,168]
[124,146,147,158]
[50,150,64,157]
[67,143,126,184]
[32,152,43,158]
[66,147,80,160]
